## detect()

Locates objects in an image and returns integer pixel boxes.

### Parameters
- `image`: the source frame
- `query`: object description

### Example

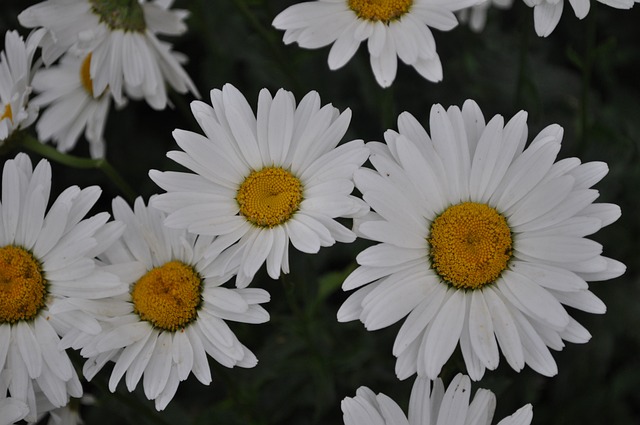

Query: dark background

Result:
[1,1,639,424]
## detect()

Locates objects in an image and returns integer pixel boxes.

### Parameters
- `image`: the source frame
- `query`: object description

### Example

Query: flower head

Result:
[0,30,44,142]
[0,153,124,421]
[458,0,513,32]
[19,0,199,109]
[149,84,369,287]
[272,0,480,87]
[31,51,112,158]
[338,100,625,381]
[80,197,270,411]
[523,0,640,37]
[342,374,533,425]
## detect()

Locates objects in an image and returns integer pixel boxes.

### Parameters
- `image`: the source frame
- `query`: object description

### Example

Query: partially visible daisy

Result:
[80,197,270,411]
[0,153,125,421]
[149,84,369,287]
[272,0,481,88]
[31,50,112,158]
[33,392,95,425]
[342,374,533,425]
[523,0,639,37]
[1,373,29,425]
[338,100,625,381]
[458,0,513,32]
[0,399,28,425]
[19,0,199,109]
[0,29,45,142]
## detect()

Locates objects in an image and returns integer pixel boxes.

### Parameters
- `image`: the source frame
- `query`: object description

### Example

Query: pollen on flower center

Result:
[80,53,95,97]
[131,261,202,332]
[89,0,146,32]
[348,0,413,23]
[428,202,512,290]
[236,167,303,228]
[0,246,47,324]
[0,104,13,123]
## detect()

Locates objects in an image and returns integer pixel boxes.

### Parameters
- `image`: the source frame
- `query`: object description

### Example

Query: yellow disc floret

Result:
[236,167,303,228]
[429,202,512,290]
[0,246,47,324]
[131,261,202,332]
[348,0,413,23]
[0,104,13,123]
[80,53,94,97]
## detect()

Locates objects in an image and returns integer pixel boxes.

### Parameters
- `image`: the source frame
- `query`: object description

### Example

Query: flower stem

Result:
[20,134,137,203]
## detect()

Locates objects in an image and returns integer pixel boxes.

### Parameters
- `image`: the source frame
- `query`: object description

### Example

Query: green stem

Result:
[20,134,138,203]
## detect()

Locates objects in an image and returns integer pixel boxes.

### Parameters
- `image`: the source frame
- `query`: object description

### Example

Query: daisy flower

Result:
[80,197,270,411]
[0,153,125,421]
[0,399,29,425]
[149,84,369,287]
[342,374,533,425]
[272,0,481,88]
[0,29,45,142]
[31,51,112,158]
[458,0,513,32]
[523,0,640,37]
[338,100,625,381]
[1,373,29,425]
[19,0,199,109]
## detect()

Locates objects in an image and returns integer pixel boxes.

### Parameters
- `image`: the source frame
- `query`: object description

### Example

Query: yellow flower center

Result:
[80,53,94,97]
[428,202,512,290]
[348,0,413,23]
[0,104,13,123]
[131,261,202,332]
[0,246,47,324]
[236,167,303,228]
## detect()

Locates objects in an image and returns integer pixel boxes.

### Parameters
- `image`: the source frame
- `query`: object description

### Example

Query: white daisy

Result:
[0,29,45,142]
[33,392,94,425]
[272,0,481,88]
[149,84,369,288]
[338,100,625,382]
[523,0,640,37]
[458,0,513,32]
[342,374,533,425]
[80,197,271,411]
[0,398,29,425]
[0,153,125,421]
[18,0,199,109]
[31,51,112,158]
[0,373,29,425]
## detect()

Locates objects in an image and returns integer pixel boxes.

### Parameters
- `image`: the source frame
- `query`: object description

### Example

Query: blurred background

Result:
[1,0,639,424]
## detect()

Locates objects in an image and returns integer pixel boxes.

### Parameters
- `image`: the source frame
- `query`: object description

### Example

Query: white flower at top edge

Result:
[342,374,533,425]
[0,30,45,142]
[272,0,482,88]
[80,197,271,411]
[458,0,513,32]
[522,0,639,37]
[18,0,199,110]
[149,84,369,288]
[338,100,625,381]
[31,51,112,158]
[0,153,125,421]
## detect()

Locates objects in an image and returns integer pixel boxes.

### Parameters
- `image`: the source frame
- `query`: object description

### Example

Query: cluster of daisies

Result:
[0,0,199,158]
[273,0,640,86]
[0,1,630,425]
